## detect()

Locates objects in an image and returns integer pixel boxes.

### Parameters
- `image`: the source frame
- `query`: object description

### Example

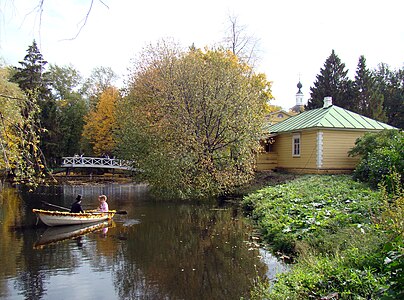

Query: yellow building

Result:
[257,97,395,173]
[264,110,297,125]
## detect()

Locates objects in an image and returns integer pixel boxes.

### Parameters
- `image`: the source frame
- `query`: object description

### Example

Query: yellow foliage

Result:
[117,45,273,197]
[0,67,27,169]
[82,86,120,156]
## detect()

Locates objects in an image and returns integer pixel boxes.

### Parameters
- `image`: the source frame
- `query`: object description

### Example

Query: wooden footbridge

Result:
[61,156,136,171]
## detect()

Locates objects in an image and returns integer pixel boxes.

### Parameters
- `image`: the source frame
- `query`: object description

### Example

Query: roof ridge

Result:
[264,104,395,133]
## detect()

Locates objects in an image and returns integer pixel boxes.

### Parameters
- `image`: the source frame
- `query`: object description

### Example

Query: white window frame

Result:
[292,133,301,157]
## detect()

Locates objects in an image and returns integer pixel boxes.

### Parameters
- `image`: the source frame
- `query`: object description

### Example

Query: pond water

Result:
[0,182,286,300]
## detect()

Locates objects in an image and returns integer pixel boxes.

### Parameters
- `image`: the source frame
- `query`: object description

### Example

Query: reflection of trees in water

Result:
[113,261,165,300]
[13,229,85,299]
[111,203,268,299]
[1,183,275,299]
[14,271,47,300]
[0,183,25,297]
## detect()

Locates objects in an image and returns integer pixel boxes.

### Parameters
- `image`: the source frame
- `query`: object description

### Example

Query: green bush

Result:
[349,129,404,191]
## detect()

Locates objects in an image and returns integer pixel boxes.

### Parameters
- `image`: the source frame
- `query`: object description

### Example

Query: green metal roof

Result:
[263,105,395,133]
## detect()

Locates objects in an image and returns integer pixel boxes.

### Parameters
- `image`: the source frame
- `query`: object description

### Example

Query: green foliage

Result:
[352,55,386,122]
[373,64,404,129]
[48,64,88,156]
[11,40,52,103]
[268,253,388,300]
[245,174,404,299]
[378,175,404,299]
[306,50,353,110]
[82,66,118,111]
[306,53,403,129]
[349,129,404,190]
[58,96,87,156]
[48,64,83,100]
[11,40,60,164]
[117,42,271,199]
[243,175,381,255]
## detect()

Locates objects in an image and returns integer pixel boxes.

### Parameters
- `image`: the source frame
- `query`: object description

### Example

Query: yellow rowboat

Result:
[33,209,116,226]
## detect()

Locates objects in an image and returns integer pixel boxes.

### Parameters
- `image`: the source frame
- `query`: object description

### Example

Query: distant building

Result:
[264,80,305,126]
[264,110,296,125]
[290,81,305,113]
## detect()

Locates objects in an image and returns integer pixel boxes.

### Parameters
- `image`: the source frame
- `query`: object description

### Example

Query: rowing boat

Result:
[32,209,116,226]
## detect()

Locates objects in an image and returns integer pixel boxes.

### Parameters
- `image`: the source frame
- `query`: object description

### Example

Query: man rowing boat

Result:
[70,195,84,213]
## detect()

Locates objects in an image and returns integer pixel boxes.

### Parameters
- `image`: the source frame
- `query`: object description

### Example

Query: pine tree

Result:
[373,64,404,129]
[12,40,60,165]
[306,50,352,109]
[353,55,386,121]
[11,40,51,103]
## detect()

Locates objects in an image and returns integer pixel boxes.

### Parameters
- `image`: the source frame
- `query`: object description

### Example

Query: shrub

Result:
[349,129,404,191]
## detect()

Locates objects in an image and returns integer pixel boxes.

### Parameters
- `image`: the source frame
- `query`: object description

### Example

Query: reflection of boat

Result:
[32,209,116,226]
[34,221,113,249]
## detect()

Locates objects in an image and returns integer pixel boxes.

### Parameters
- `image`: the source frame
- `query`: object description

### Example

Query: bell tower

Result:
[291,80,305,113]
[296,81,304,106]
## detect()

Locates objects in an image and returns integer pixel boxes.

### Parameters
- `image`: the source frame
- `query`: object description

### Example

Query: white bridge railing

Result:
[61,157,135,171]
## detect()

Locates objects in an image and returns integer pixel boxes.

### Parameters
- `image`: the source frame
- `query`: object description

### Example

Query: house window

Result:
[277,113,283,118]
[293,134,301,157]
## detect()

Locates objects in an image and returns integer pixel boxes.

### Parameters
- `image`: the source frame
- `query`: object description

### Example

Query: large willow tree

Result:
[117,42,271,198]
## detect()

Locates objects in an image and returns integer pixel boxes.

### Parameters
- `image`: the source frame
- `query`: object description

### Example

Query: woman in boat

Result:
[70,195,84,213]
[98,195,109,212]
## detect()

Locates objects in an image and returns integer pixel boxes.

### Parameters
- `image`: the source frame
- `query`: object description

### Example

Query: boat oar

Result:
[41,201,70,211]
[91,209,128,215]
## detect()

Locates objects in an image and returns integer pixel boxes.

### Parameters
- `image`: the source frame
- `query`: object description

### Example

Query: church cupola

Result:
[296,81,304,106]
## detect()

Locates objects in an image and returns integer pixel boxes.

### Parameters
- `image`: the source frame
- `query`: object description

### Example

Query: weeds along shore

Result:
[243,174,403,299]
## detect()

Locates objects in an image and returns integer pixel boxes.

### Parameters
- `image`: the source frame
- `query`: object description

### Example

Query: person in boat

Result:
[70,195,84,213]
[98,194,109,212]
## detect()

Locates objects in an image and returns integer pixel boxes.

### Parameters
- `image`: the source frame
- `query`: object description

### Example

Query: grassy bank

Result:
[243,175,403,299]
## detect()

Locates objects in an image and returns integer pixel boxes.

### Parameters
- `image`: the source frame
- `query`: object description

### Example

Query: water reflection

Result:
[34,221,114,249]
[0,182,285,299]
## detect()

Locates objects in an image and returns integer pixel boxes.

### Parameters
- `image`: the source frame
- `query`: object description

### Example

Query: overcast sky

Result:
[1,0,403,109]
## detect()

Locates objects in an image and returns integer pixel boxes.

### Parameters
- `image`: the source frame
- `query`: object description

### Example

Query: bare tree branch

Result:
[64,0,95,41]
[23,1,110,41]
[223,14,261,67]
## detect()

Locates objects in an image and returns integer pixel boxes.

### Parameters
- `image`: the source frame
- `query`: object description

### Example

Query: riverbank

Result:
[47,172,138,185]
[243,174,403,299]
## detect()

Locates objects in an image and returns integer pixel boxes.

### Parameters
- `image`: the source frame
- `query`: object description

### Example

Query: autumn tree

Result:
[116,42,271,198]
[0,66,43,183]
[82,66,118,111]
[306,50,353,110]
[82,86,119,156]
